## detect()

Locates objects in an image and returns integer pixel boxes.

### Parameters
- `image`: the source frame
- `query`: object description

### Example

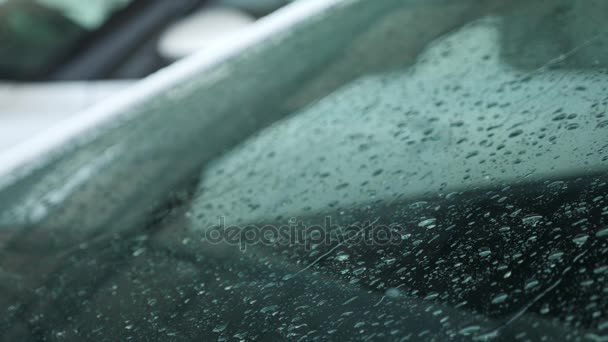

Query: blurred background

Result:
[0,0,293,152]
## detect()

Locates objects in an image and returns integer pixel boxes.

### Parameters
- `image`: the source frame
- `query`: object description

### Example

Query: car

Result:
[0,0,280,151]
[1,0,607,340]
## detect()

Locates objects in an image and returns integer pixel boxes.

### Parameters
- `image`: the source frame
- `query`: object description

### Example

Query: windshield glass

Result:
[1,0,608,341]
[0,0,132,79]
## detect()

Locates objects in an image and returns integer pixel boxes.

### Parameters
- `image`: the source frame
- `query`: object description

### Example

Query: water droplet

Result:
[596,228,608,238]
[547,181,565,190]
[213,324,228,333]
[572,234,589,246]
[553,113,567,121]
[132,248,145,257]
[548,251,564,261]
[491,293,508,304]
[385,288,402,298]
[525,280,539,290]
[335,254,350,262]
[353,267,366,275]
[445,192,459,200]
[335,183,349,190]
[508,129,524,138]
[418,218,437,228]
[459,325,481,335]
[384,257,396,265]
[566,123,580,130]
[594,266,608,274]
[424,292,439,300]
[465,151,479,159]
[522,214,543,226]
[479,247,491,258]
[260,305,279,314]
[372,169,383,176]
[409,201,428,209]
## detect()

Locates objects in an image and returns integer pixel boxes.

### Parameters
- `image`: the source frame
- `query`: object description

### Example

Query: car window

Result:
[2,1,608,341]
[181,4,608,340]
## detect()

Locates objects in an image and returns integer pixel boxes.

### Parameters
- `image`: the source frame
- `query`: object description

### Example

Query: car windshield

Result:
[0,0,132,79]
[2,0,608,341]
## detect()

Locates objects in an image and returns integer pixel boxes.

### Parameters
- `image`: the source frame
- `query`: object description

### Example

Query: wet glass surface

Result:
[2,0,608,340]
